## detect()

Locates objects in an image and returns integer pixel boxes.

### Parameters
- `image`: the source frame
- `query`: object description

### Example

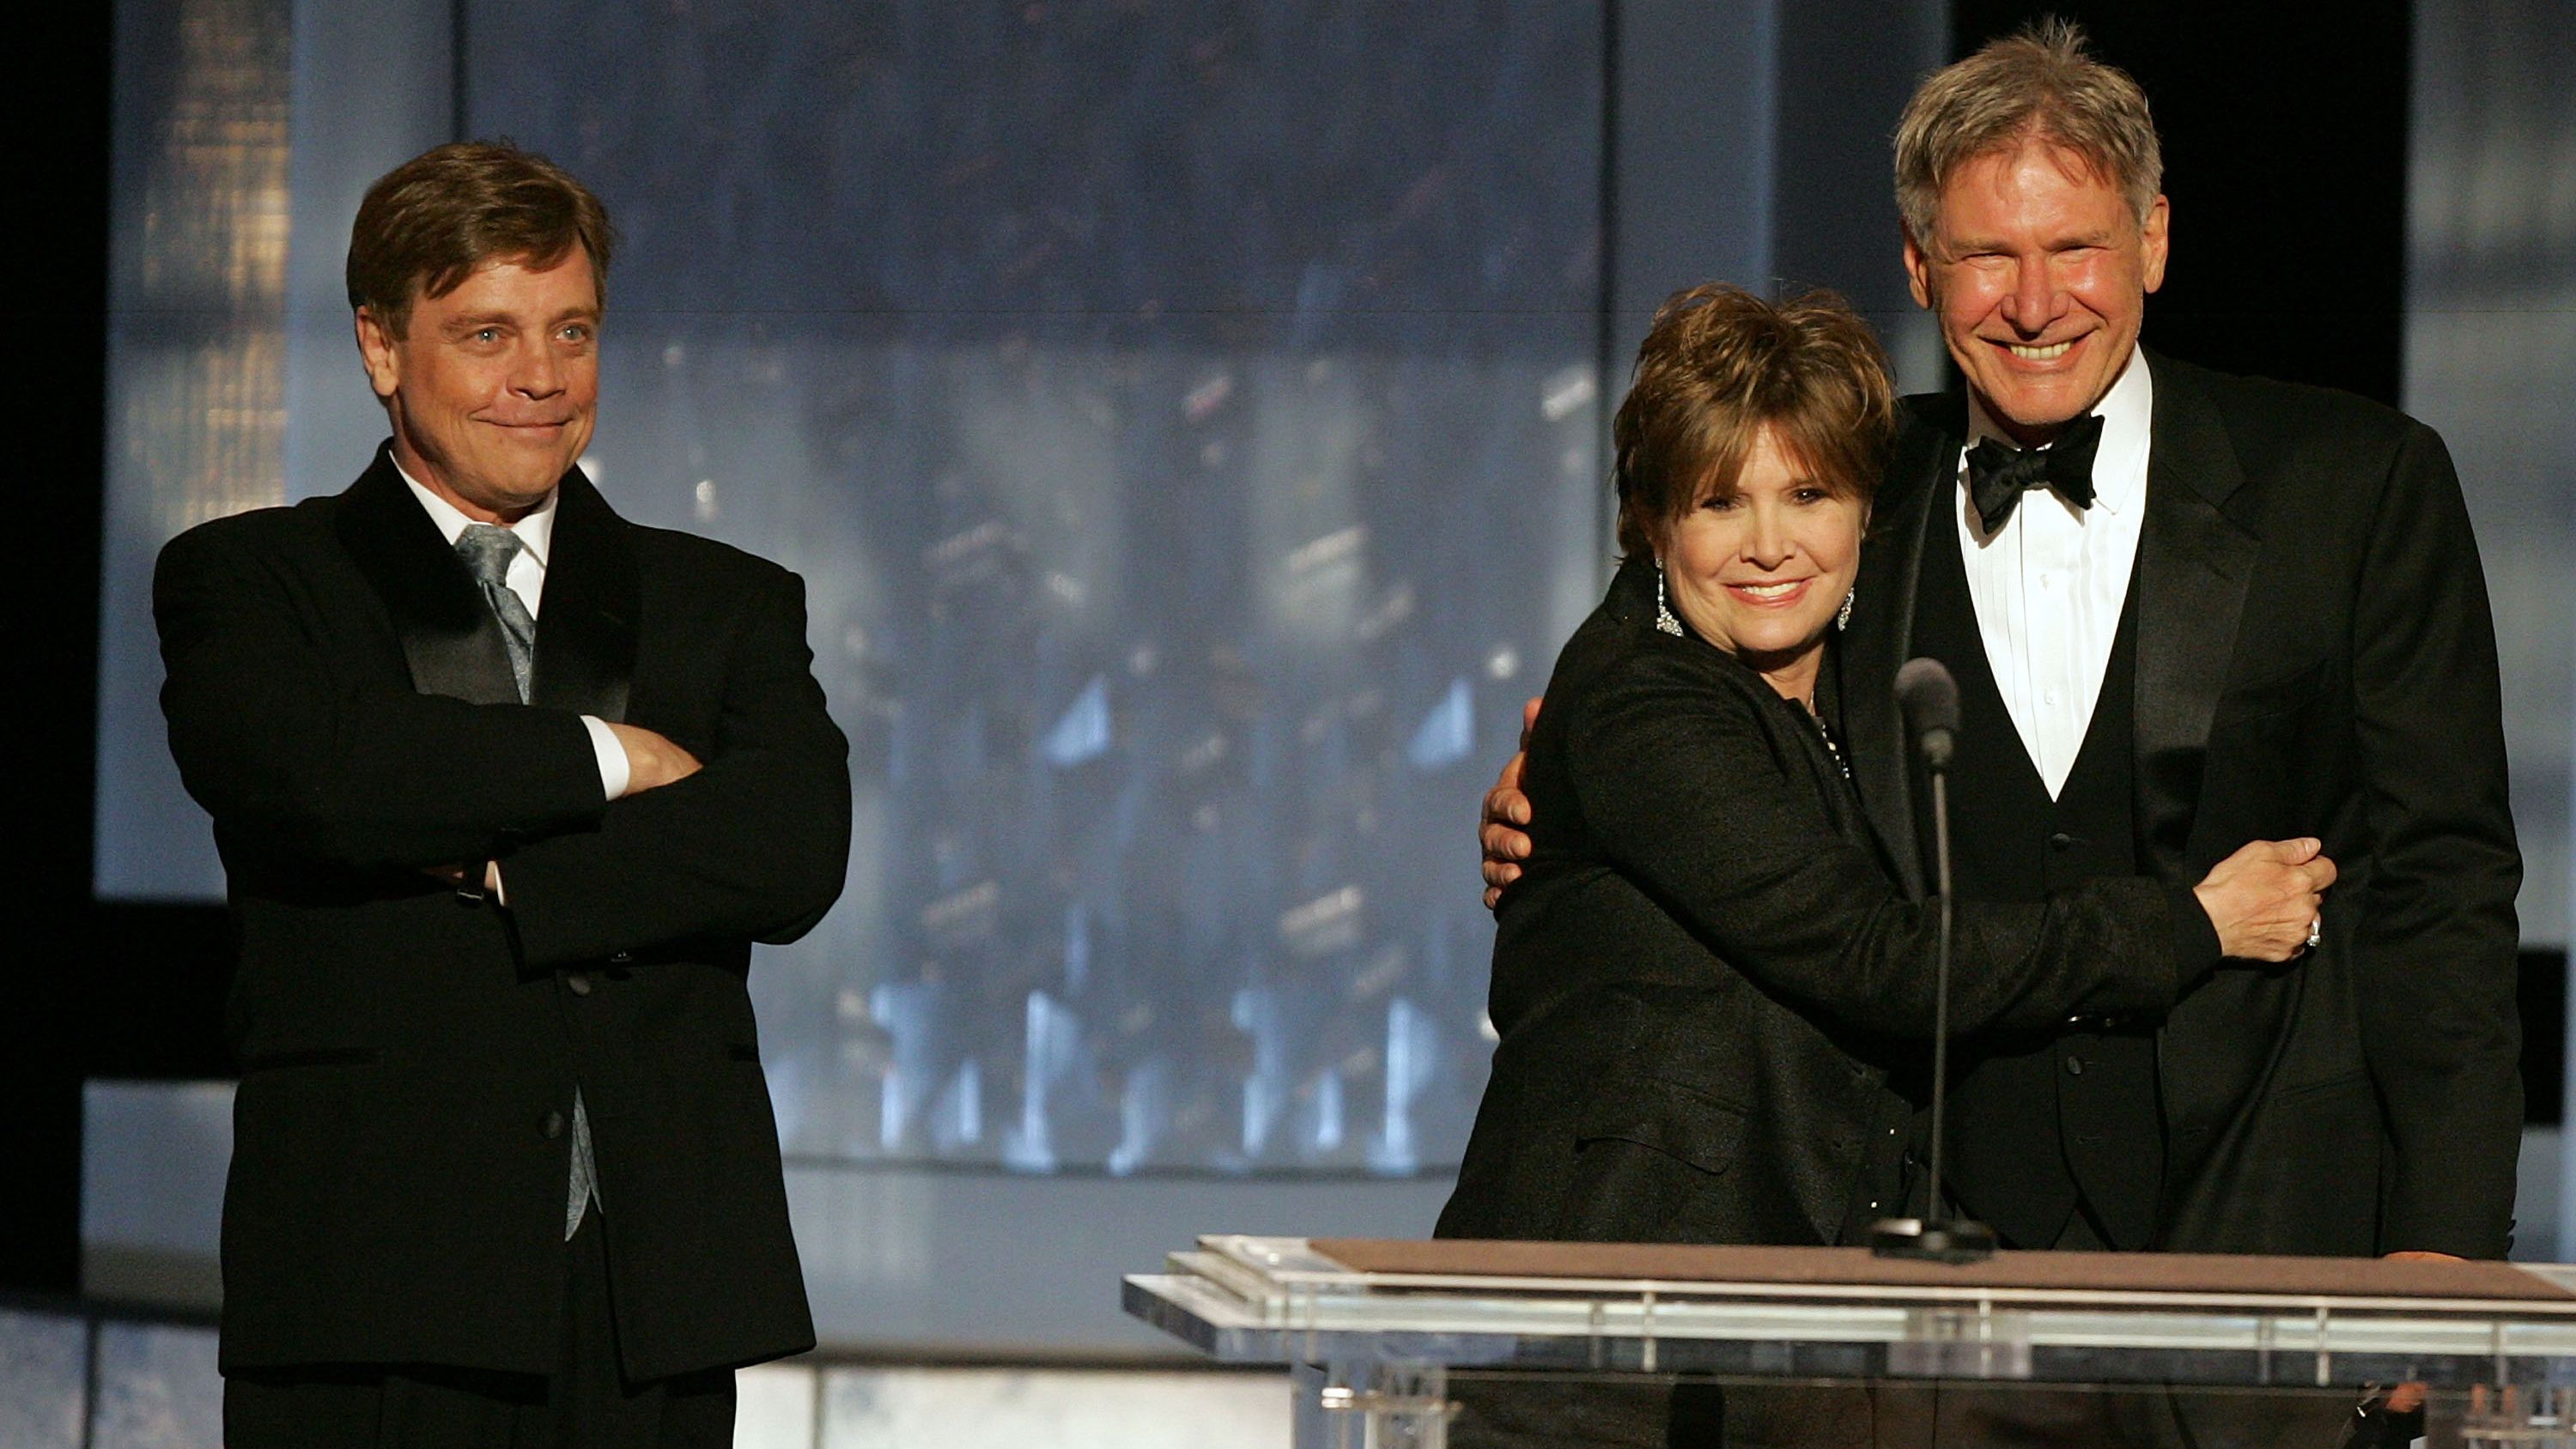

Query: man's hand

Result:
[1479,696,1543,910]
[607,723,704,793]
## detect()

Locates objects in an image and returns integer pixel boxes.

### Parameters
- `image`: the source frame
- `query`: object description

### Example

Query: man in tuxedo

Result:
[155,141,850,1445]
[1481,22,2520,1264]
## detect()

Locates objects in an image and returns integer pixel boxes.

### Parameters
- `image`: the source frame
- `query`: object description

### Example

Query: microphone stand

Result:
[1874,680,1997,1264]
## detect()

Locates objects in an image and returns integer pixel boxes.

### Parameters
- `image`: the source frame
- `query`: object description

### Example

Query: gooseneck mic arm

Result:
[1874,658,1996,1263]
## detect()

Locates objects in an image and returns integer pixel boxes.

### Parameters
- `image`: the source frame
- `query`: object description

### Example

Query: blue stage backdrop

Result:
[94,1,2576,1208]
[100,0,1611,1181]
[463,2,1609,1176]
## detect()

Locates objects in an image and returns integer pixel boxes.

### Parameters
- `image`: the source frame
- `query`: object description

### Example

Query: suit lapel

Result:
[2132,353,2260,872]
[1842,399,1960,897]
[335,449,522,705]
[529,470,639,722]
[335,451,640,719]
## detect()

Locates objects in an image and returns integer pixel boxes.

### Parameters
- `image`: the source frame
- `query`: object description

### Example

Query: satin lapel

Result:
[2133,355,2259,873]
[1842,401,1960,898]
[333,449,521,705]
[529,470,638,722]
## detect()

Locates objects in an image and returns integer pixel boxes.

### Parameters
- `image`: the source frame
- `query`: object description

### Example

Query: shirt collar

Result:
[392,454,558,567]
[1964,342,2153,518]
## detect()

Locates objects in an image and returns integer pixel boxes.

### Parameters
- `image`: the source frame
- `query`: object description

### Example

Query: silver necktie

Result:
[453,524,537,703]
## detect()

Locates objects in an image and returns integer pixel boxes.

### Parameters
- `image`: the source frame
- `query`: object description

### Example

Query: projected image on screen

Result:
[444,4,1609,1174]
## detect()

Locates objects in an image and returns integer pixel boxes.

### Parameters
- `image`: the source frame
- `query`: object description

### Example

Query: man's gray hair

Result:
[1893,18,2163,249]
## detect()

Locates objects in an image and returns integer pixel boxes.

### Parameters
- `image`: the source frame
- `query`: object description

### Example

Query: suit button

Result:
[2063,1057,2085,1076]
[543,1111,566,1140]
[610,951,633,964]
[566,973,593,996]
[2049,833,2076,852]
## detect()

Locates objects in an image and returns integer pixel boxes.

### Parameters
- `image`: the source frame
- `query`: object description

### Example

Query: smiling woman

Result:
[1660,426,1861,700]
[1607,285,1888,706]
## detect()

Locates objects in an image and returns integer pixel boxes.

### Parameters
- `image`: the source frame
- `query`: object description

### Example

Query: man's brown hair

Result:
[346,141,614,338]
[1612,283,1894,559]
[1893,18,2162,250]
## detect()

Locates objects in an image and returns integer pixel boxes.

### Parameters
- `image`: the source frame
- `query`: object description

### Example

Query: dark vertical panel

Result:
[1769,0,1951,391]
[1,0,112,1300]
[2525,952,2566,1127]
[3,0,244,1299]
[1771,0,1947,326]
[1947,1,2409,406]
[450,0,471,140]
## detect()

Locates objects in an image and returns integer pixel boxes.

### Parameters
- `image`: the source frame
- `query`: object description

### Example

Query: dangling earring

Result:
[1654,561,1685,636]
[1835,587,1855,632]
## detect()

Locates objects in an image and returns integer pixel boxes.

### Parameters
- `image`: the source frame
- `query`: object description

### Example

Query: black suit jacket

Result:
[1437,556,2190,1247]
[1840,352,2522,1257]
[155,451,852,1380]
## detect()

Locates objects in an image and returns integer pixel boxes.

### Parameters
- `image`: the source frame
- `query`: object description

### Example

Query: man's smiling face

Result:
[356,248,602,522]
[1904,137,2167,446]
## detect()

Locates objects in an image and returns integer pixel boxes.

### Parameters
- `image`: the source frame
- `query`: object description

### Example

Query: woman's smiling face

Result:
[1662,423,1864,701]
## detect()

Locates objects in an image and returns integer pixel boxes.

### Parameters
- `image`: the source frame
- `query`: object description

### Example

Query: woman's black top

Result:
[1437,556,2188,1247]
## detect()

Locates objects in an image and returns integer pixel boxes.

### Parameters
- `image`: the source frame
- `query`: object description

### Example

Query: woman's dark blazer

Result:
[1437,556,2196,1247]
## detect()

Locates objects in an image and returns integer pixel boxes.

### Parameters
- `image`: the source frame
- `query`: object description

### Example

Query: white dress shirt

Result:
[1953,344,2153,799]
[396,464,631,800]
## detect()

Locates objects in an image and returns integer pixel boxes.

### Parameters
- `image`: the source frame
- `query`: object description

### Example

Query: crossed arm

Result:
[155,522,851,964]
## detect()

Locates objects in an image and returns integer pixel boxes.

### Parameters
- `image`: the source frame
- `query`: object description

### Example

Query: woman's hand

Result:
[1479,697,1544,909]
[2192,838,2337,961]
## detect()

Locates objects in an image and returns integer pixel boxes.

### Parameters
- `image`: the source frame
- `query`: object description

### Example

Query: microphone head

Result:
[1896,658,1960,770]
[1895,658,1960,733]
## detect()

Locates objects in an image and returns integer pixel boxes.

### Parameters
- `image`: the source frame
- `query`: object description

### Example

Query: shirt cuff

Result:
[581,714,632,802]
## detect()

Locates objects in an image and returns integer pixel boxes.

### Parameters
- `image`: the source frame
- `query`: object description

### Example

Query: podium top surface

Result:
[1123,1236,2576,1388]
[1311,1238,2575,1304]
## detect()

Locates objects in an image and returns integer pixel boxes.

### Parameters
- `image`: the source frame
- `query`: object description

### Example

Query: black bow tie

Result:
[1965,410,2105,533]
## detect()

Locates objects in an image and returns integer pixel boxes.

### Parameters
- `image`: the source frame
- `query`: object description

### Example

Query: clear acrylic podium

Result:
[1124,1235,2576,1447]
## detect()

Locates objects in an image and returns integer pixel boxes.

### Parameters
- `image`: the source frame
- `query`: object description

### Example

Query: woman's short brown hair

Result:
[1612,283,1895,559]
[346,141,615,339]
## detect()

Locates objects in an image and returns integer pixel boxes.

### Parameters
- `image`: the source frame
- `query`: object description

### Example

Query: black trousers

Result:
[223,1213,737,1448]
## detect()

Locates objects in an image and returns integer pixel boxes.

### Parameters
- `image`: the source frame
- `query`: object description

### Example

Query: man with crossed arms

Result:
[157,141,848,1445]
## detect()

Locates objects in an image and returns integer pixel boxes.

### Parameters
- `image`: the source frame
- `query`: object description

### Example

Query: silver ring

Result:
[2306,918,2323,950]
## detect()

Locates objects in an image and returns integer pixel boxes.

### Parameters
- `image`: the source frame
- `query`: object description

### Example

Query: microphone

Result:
[1895,657,1959,773]
[1873,657,1996,1264]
